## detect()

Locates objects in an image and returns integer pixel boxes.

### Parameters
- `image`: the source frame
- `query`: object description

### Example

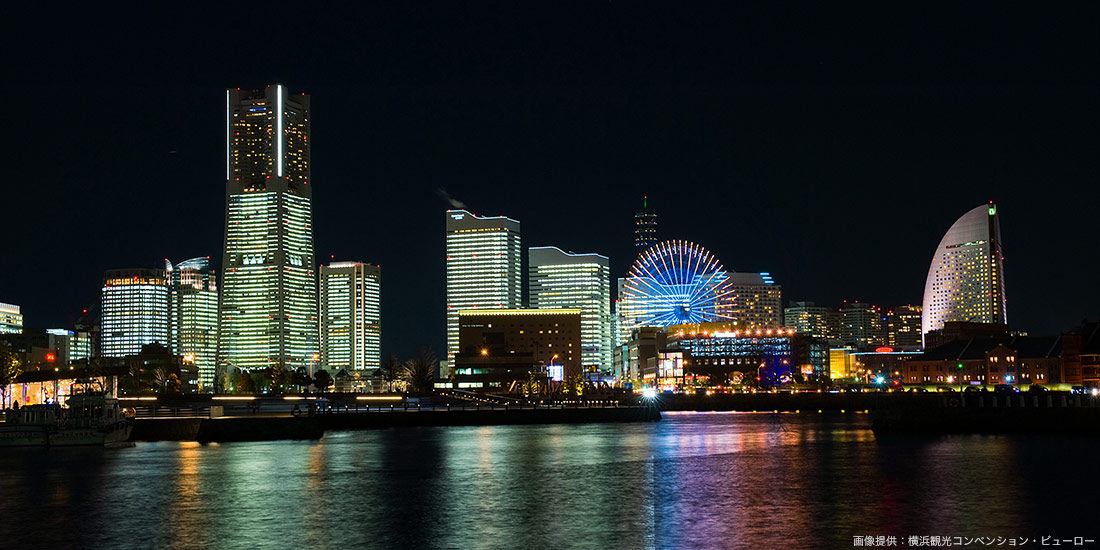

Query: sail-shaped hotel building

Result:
[921,203,1007,345]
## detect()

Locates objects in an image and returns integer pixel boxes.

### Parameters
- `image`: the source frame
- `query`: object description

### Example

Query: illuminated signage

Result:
[547,365,564,382]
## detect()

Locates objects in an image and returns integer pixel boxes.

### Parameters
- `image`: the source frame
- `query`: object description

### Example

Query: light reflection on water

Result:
[0,413,1095,550]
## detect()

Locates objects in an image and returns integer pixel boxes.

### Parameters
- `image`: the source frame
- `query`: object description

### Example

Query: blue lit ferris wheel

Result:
[621,240,733,328]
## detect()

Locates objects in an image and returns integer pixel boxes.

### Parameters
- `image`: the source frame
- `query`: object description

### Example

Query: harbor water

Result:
[1,412,1096,549]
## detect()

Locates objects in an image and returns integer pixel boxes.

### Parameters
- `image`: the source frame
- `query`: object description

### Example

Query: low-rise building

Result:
[452,309,582,391]
[904,335,1061,387]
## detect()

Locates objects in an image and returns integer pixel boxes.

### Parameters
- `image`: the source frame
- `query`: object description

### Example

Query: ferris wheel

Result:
[621,240,733,328]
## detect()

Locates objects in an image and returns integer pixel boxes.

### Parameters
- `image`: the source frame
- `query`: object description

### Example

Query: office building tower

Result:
[219,84,317,372]
[720,272,783,330]
[839,301,885,348]
[167,257,219,390]
[886,305,922,349]
[921,203,1007,344]
[445,209,522,360]
[319,261,381,372]
[0,302,22,334]
[784,301,839,341]
[529,246,612,373]
[634,196,658,254]
[100,268,169,357]
[68,330,94,363]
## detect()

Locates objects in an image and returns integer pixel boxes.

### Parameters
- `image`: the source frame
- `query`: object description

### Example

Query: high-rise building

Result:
[445,210,522,360]
[319,261,381,372]
[167,257,219,390]
[720,272,783,330]
[784,301,839,341]
[886,305,922,349]
[529,246,612,374]
[839,301,885,348]
[219,85,317,373]
[0,302,22,334]
[100,268,169,357]
[634,196,658,254]
[921,203,1007,344]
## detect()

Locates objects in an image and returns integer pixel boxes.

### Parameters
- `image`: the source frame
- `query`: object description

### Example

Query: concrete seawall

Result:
[131,417,323,442]
[130,406,660,442]
[318,406,660,430]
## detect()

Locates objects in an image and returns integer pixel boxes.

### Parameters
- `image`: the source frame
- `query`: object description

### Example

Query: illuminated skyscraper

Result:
[839,301,885,348]
[100,268,169,357]
[720,272,783,330]
[167,257,218,390]
[886,305,922,348]
[529,246,612,373]
[0,302,22,334]
[784,301,839,341]
[921,203,1007,344]
[634,196,658,254]
[319,262,381,371]
[219,85,317,373]
[445,210,522,360]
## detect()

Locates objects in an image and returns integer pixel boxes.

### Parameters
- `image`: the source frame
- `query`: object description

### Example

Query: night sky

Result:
[4,5,1098,360]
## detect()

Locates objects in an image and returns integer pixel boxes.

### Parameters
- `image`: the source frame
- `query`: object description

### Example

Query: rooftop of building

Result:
[917,335,1063,361]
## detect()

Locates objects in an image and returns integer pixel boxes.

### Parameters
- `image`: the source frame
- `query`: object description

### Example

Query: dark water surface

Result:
[1,412,1096,549]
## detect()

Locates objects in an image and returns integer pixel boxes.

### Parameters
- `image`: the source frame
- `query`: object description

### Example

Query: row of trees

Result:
[222,347,439,396]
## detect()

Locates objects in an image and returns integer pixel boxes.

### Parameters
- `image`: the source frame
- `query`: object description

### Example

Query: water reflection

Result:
[0,414,1096,550]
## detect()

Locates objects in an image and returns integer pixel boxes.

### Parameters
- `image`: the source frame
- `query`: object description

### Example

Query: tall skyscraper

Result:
[634,196,658,254]
[100,268,169,357]
[529,246,612,373]
[319,261,381,372]
[219,85,317,373]
[921,203,1007,344]
[0,302,22,334]
[445,210,522,360]
[167,257,219,390]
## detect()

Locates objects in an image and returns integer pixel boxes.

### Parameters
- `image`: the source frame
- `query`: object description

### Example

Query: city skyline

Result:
[4,5,1098,362]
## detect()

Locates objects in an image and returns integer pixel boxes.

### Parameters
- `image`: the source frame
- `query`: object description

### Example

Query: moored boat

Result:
[1,392,134,447]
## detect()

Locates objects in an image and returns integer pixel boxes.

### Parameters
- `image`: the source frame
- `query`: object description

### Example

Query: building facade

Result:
[784,301,839,341]
[445,210,522,360]
[167,257,219,390]
[529,246,612,374]
[669,328,829,387]
[454,309,581,390]
[219,85,317,373]
[720,272,783,330]
[839,301,885,348]
[904,335,1061,387]
[886,304,923,349]
[100,268,169,357]
[0,302,22,334]
[319,261,381,372]
[921,203,1007,344]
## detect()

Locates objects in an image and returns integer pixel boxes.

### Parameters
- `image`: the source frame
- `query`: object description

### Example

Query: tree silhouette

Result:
[313,369,333,393]
[234,370,256,395]
[403,347,437,396]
